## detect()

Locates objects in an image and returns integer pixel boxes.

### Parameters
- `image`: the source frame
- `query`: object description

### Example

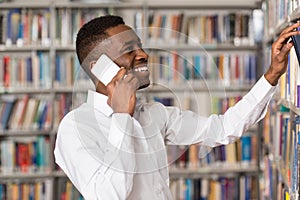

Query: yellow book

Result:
[35,182,41,200]
[280,71,286,99]
[225,142,237,164]
[11,183,19,200]
[66,181,72,200]
[188,144,198,169]
[219,55,224,80]
[22,184,30,200]
[285,191,290,200]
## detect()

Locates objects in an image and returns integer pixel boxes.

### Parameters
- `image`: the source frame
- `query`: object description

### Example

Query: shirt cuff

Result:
[249,75,277,103]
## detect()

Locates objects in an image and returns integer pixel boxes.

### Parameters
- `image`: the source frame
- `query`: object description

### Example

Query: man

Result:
[54,15,299,199]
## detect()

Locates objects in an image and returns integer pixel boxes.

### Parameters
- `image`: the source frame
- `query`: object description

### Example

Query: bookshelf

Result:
[261,0,300,199]
[0,0,265,199]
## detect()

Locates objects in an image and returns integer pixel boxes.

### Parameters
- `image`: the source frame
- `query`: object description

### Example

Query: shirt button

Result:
[156,183,163,195]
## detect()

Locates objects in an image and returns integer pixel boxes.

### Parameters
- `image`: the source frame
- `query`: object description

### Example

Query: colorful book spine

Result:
[0,95,52,131]
[0,136,51,174]
[0,180,52,200]
[0,52,51,89]
[170,176,257,199]
[3,8,50,46]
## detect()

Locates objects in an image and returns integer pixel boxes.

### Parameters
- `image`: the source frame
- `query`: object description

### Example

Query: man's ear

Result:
[89,60,96,70]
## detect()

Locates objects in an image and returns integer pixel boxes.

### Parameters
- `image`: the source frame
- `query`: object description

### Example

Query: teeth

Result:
[134,67,148,72]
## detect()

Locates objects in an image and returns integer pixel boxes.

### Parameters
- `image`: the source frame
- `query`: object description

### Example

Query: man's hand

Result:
[265,22,300,86]
[106,68,139,116]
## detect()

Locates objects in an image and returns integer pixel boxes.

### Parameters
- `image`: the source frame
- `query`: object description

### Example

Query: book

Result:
[291,29,300,66]
[0,99,15,130]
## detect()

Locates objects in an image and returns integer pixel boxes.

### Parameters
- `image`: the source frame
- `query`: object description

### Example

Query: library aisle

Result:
[0,0,299,199]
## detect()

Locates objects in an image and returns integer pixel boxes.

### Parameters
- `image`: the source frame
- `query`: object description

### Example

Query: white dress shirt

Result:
[54,75,276,200]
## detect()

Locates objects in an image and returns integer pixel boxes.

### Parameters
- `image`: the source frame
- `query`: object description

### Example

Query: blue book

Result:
[38,102,48,130]
[1,100,15,129]
[159,55,164,80]
[291,26,300,65]
[193,55,201,79]
[26,57,33,83]
[245,176,251,200]
[55,56,61,82]
[36,136,45,168]
[32,141,37,169]
[183,58,190,80]
[241,135,251,163]
[185,179,192,200]
[0,184,3,200]
[38,52,44,86]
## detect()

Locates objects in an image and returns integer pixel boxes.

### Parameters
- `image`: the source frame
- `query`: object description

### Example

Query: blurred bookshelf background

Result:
[0,0,299,199]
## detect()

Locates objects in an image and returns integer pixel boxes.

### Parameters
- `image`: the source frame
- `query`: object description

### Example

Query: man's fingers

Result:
[122,73,139,90]
[122,73,134,82]
[273,31,299,51]
[280,22,300,35]
[276,42,293,61]
[279,31,300,43]
[111,67,126,82]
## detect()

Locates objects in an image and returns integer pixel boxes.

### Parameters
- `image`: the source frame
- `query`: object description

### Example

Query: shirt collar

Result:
[86,90,113,117]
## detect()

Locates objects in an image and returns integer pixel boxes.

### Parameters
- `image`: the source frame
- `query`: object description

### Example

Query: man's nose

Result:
[135,49,148,61]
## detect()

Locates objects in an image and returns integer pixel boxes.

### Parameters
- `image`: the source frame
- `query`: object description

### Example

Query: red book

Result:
[3,56,10,87]
[18,143,30,173]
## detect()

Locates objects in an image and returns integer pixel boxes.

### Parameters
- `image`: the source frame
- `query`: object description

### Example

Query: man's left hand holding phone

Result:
[91,54,139,116]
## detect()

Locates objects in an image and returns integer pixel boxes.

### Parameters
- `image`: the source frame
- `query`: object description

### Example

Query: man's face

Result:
[105,24,150,89]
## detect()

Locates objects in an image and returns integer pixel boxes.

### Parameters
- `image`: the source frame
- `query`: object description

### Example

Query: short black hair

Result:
[76,15,125,65]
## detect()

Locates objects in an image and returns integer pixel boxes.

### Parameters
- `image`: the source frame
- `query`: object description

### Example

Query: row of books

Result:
[211,96,242,115]
[56,179,83,200]
[0,95,52,131]
[143,11,256,46]
[264,107,297,171]
[169,175,258,200]
[279,46,300,107]
[56,8,108,46]
[0,179,52,200]
[0,53,51,89]
[262,102,300,199]
[0,136,51,174]
[187,13,252,46]
[0,7,111,47]
[0,93,88,131]
[53,93,73,128]
[0,52,257,90]
[0,8,260,47]
[0,8,51,47]
[54,53,90,88]
[167,134,257,169]
[262,154,298,200]
[149,52,257,86]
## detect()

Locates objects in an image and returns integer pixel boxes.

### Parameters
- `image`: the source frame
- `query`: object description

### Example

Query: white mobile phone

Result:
[91,54,120,86]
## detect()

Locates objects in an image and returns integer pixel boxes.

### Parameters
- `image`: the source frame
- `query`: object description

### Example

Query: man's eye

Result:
[125,46,134,52]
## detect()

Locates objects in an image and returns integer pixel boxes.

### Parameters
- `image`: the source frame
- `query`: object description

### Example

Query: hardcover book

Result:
[291,33,300,65]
